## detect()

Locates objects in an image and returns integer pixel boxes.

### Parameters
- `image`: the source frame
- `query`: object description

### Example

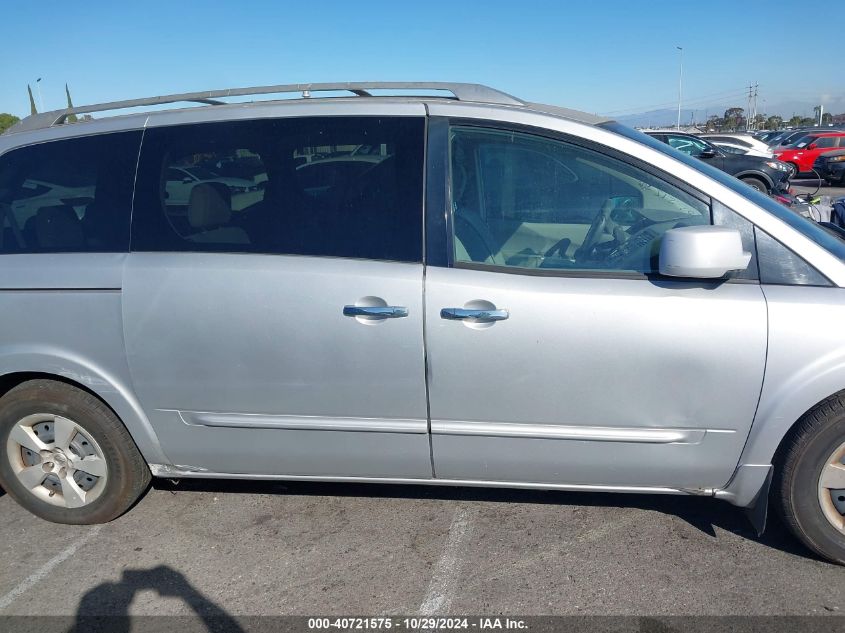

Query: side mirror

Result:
[699,148,719,158]
[659,226,752,279]
[806,143,817,150]
[182,177,193,184]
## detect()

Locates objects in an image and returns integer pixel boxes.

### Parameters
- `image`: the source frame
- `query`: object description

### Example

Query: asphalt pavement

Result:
[791,177,845,200]
[0,478,843,619]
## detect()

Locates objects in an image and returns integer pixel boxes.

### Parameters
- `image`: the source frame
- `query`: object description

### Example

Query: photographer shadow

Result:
[68,565,244,633]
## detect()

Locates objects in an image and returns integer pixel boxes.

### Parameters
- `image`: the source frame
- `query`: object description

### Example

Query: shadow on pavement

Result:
[68,565,244,633]
[152,477,818,563]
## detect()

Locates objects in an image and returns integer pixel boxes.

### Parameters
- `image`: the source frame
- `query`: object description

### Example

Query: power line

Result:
[603,86,752,116]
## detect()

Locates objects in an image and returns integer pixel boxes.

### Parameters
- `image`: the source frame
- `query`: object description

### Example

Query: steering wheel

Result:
[544,237,571,259]
[574,198,627,262]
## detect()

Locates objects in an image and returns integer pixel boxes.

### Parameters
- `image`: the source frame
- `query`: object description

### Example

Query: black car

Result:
[772,127,842,148]
[644,131,791,194]
[814,149,845,185]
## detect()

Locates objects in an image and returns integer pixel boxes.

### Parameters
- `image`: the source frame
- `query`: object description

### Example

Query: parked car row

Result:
[814,149,845,184]
[643,124,845,199]
[773,132,845,180]
[745,126,845,183]
[642,130,791,194]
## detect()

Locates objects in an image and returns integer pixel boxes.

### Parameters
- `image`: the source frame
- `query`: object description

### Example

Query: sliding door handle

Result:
[440,307,509,321]
[343,305,408,319]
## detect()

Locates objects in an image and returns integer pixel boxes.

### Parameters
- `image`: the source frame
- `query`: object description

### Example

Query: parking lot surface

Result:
[792,178,845,200]
[0,477,843,619]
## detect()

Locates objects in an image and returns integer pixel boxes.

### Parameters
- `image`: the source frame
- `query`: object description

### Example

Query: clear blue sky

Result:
[3,0,843,119]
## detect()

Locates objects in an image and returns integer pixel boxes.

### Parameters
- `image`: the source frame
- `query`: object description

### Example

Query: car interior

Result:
[156,136,422,262]
[450,128,709,274]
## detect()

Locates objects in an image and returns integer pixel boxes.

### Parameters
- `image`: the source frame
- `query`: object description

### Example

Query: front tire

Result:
[0,379,150,524]
[774,394,845,564]
[741,176,768,193]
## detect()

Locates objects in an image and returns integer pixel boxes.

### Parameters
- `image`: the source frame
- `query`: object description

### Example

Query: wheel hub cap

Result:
[5,414,108,508]
[818,439,845,535]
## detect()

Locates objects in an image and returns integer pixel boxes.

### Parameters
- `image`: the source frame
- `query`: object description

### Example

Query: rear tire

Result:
[774,394,845,564]
[0,379,150,524]
[741,176,768,193]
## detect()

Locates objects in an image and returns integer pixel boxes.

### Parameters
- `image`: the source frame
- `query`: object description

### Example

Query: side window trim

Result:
[424,116,449,268]
[754,227,833,287]
[441,119,723,281]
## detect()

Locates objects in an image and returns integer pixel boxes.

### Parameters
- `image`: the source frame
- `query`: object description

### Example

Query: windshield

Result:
[602,121,845,263]
[786,135,817,149]
[184,166,219,180]
[767,132,788,146]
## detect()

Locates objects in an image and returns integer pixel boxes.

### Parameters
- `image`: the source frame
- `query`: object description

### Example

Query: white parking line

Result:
[0,525,102,612]
[418,506,473,616]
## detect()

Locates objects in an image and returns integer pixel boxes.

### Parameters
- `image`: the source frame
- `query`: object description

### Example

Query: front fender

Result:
[738,286,845,469]
[0,345,169,465]
[733,170,775,189]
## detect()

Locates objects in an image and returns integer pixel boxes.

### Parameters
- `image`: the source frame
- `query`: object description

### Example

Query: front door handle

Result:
[440,308,509,321]
[343,305,408,319]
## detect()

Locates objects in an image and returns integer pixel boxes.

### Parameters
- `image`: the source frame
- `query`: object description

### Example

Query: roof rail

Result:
[12,82,524,134]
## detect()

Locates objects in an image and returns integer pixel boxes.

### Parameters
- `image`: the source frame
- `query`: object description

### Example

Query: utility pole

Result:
[751,83,758,130]
[676,46,683,130]
[819,104,824,126]
[746,84,753,131]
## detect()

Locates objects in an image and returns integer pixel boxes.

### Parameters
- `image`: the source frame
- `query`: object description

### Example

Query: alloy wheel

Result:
[5,413,108,508]
[818,439,845,534]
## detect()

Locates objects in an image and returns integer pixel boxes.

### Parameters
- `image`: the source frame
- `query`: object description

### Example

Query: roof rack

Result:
[13,82,525,134]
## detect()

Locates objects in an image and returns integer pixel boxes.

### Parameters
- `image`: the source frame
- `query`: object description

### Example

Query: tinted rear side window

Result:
[0,131,142,253]
[132,117,425,263]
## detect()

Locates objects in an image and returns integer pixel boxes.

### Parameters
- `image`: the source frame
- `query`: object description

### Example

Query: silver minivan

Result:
[1,83,844,564]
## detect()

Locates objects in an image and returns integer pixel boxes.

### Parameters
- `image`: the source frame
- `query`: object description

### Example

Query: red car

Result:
[775,132,845,176]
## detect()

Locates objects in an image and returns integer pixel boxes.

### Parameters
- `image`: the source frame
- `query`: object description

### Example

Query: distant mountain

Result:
[609,96,845,128]
[614,108,706,128]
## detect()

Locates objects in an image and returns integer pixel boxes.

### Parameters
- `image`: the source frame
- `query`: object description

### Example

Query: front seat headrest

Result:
[35,205,84,250]
[188,183,232,229]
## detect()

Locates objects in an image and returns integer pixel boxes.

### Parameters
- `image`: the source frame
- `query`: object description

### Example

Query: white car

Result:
[165,166,263,211]
[11,179,95,225]
[708,140,774,158]
[701,134,774,157]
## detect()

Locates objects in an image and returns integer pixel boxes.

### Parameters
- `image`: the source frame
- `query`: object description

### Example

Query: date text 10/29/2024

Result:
[308,617,528,630]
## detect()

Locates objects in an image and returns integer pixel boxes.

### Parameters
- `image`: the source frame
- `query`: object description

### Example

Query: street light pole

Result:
[35,78,44,112]
[676,46,683,130]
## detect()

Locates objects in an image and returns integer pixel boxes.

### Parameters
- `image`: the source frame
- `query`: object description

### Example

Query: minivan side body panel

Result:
[424,101,845,476]
[1,98,845,505]
[0,253,169,465]
[122,254,432,477]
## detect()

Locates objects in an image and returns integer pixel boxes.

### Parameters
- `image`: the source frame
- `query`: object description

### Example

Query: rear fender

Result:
[0,347,168,465]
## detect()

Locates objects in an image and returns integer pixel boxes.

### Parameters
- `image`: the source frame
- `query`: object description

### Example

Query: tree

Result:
[723,107,745,131]
[788,115,803,127]
[27,84,37,115]
[766,115,783,130]
[706,115,724,131]
[65,84,78,123]
[822,112,833,126]
[0,113,20,135]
